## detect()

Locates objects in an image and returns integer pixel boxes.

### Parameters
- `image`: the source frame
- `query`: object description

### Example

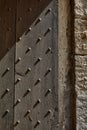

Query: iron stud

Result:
[8,7,11,12]
[24,110,30,117]
[1,88,10,99]
[34,78,41,85]
[44,68,52,76]
[25,47,31,53]
[25,27,32,35]
[34,120,41,128]
[2,109,9,118]
[7,48,10,51]
[18,17,22,21]
[44,27,52,36]
[35,18,42,25]
[27,88,31,93]
[45,47,51,54]
[45,89,52,96]
[25,67,31,74]
[44,109,52,118]
[27,8,32,12]
[36,37,42,44]
[14,120,20,127]
[18,37,22,41]
[7,27,11,31]
[2,68,10,77]
[15,57,21,64]
[14,99,21,107]
[15,78,21,84]
[45,8,51,15]
[6,88,10,92]
[23,88,31,97]
[34,58,42,65]
[33,99,41,108]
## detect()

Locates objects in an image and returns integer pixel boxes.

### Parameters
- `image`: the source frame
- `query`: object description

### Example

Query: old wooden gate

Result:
[0,0,58,130]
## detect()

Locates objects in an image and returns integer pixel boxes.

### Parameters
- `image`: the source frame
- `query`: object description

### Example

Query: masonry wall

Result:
[75,0,87,130]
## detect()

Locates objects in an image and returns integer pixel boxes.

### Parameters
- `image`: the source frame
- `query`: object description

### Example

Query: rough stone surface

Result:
[75,0,87,129]
[75,0,87,54]
[75,56,87,130]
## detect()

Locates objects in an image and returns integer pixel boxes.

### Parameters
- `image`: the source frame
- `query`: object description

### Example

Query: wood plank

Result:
[0,0,16,60]
[15,1,58,130]
[0,46,15,130]
[0,0,16,129]
[16,0,52,41]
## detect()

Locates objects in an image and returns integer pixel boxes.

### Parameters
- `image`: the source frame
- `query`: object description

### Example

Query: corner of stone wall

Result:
[75,0,87,130]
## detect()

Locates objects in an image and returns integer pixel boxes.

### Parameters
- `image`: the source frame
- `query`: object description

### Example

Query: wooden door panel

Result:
[0,46,15,130]
[0,0,16,60]
[16,0,52,41]
[15,1,58,130]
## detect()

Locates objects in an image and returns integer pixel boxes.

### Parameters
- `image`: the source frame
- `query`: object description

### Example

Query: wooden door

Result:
[0,0,58,130]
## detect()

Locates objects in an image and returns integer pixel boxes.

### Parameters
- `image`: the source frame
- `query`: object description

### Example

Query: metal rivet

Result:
[25,27,32,35]
[14,99,21,107]
[36,37,42,44]
[44,68,52,76]
[17,99,21,103]
[6,109,9,113]
[18,17,22,21]
[25,47,31,53]
[33,99,41,108]
[14,120,20,127]
[23,88,31,97]
[34,78,41,85]
[44,27,52,36]
[34,120,41,128]
[2,68,10,77]
[25,67,31,74]
[1,88,10,99]
[34,58,42,65]
[24,110,30,117]
[27,88,31,93]
[7,27,11,31]
[15,57,21,64]
[15,78,21,84]
[35,18,42,25]
[2,109,9,118]
[45,47,51,54]
[45,8,51,15]
[45,89,52,96]
[8,8,11,11]
[44,110,52,118]
[27,8,32,12]
[6,88,10,92]
[7,48,10,51]
[18,37,22,41]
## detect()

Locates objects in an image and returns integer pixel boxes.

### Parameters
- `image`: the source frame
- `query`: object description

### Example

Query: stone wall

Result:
[75,0,87,130]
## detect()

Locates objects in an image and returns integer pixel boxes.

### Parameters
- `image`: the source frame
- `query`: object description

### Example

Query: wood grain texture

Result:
[0,0,16,60]
[15,1,58,130]
[16,0,52,41]
[0,46,15,130]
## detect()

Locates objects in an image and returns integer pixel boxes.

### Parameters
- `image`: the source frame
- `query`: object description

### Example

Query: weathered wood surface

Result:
[0,0,16,60]
[15,1,59,130]
[16,0,52,41]
[0,0,76,130]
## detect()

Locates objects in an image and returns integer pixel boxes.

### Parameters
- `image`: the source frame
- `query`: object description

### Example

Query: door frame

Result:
[58,0,75,130]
